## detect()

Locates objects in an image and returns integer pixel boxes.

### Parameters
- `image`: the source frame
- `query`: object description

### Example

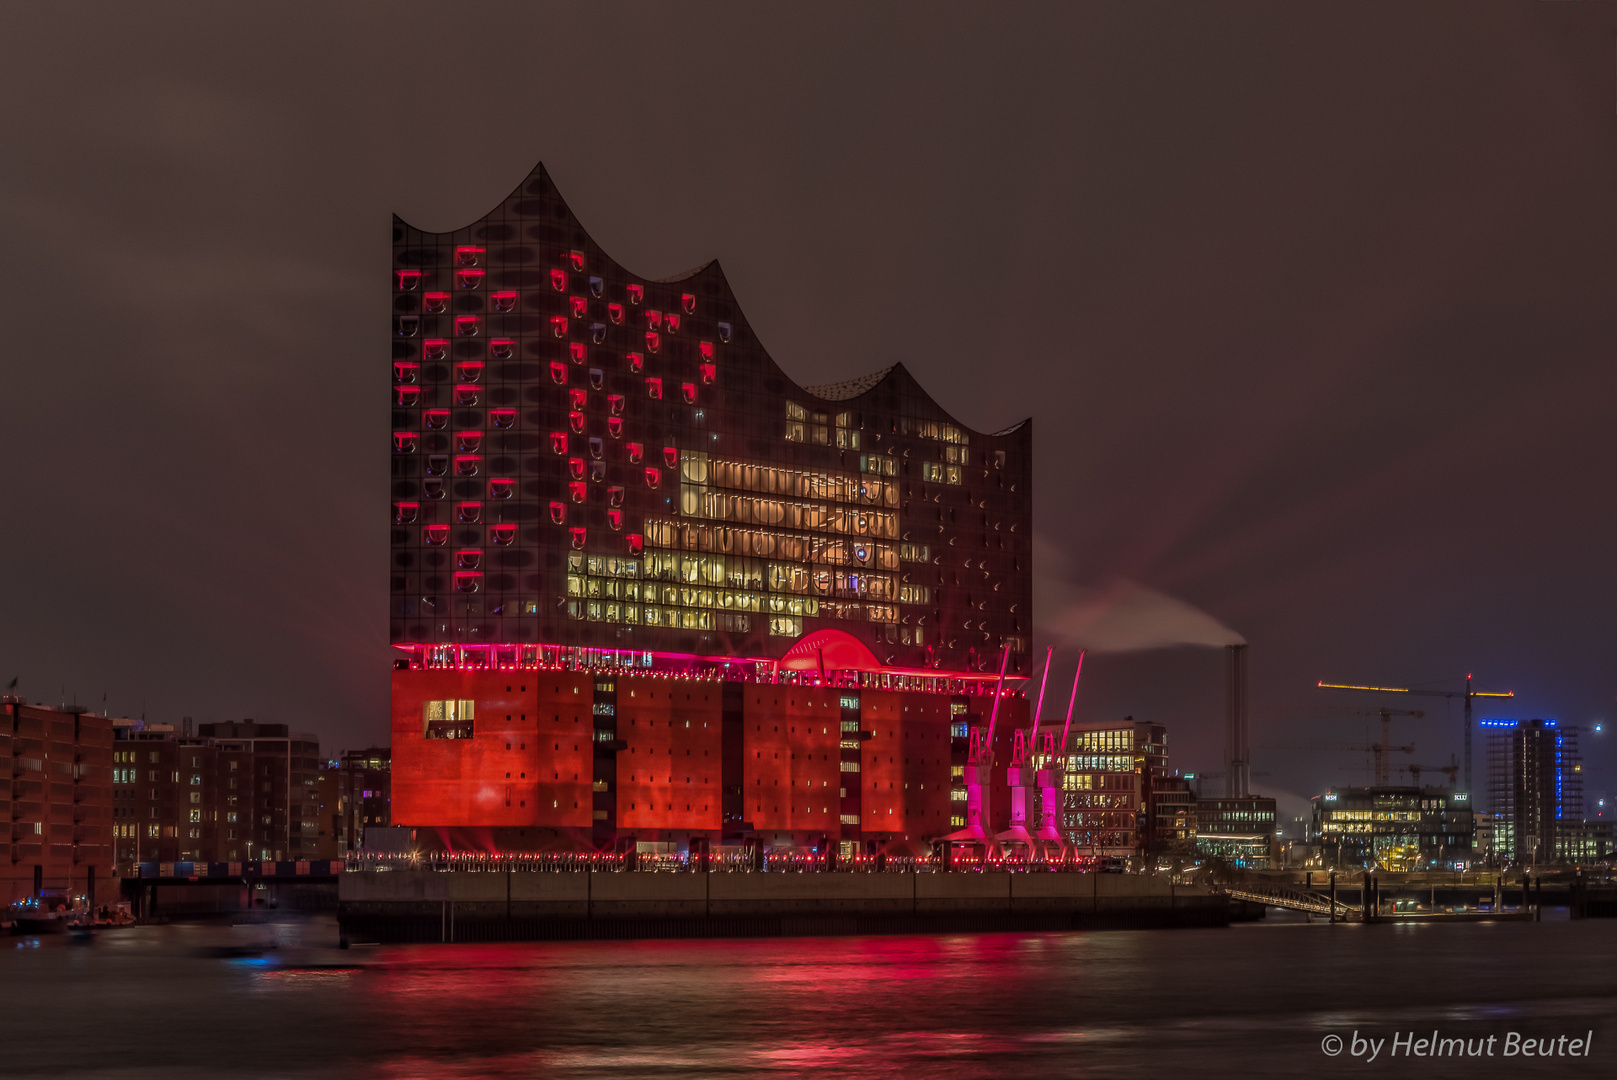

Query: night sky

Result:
[3,4,1614,830]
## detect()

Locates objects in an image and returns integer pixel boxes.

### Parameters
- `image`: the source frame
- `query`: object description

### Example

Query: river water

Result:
[3,912,1613,1079]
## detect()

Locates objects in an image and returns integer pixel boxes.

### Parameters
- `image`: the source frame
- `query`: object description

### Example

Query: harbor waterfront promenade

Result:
[337,865,1226,943]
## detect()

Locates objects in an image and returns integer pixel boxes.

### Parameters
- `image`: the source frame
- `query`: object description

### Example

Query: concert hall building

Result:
[390,162,1032,853]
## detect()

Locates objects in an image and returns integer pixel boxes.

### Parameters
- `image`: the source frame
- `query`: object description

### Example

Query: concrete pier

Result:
[338,870,1227,943]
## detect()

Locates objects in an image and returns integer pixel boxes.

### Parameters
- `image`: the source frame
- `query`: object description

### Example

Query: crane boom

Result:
[1318,675,1513,795]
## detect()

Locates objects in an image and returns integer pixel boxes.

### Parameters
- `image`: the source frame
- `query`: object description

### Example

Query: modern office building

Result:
[1309,787,1471,870]
[339,747,392,851]
[1483,718,1582,865]
[2,698,113,906]
[389,161,1035,853]
[1195,795,1278,869]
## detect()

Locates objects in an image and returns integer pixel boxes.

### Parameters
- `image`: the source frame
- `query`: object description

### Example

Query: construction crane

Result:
[1317,675,1515,795]
[1400,762,1460,787]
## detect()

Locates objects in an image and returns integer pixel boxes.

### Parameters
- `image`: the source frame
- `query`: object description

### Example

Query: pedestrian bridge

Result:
[1224,882,1358,919]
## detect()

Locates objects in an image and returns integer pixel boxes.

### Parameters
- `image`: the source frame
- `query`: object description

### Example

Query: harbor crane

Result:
[1317,675,1514,795]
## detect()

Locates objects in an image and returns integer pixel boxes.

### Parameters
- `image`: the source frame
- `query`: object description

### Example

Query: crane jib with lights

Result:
[1317,676,1514,796]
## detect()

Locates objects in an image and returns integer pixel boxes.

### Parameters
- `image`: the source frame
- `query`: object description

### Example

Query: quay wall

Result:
[337,870,1225,942]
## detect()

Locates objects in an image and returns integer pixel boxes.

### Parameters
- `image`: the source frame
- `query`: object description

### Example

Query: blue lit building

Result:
[1482,718,1583,865]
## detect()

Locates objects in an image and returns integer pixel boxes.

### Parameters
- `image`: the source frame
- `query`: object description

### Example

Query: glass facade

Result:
[390,163,1032,677]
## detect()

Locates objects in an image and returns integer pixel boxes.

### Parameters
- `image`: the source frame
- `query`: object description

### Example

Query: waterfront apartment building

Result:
[1309,787,1472,870]
[340,747,392,851]
[2,698,113,906]
[1483,718,1582,865]
[1195,795,1278,869]
[389,161,1035,853]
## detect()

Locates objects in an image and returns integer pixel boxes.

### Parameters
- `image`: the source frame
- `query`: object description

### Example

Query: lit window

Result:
[627,352,644,372]
[568,457,585,480]
[665,314,680,334]
[490,523,517,545]
[646,377,662,399]
[627,534,644,555]
[454,385,479,407]
[607,416,623,438]
[394,385,421,407]
[454,456,480,477]
[570,481,588,502]
[488,478,514,500]
[456,549,482,570]
[489,339,514,359]
[570,296,587,319]
[454,571,481,593]
[567,250,585,272]
[455,361,483,384]
[422,292,448,314]
[607,485,625,507]
[393,361,419,384]
[627,442,643,463]
[392,432,418,454]
[456,269,484,290]
[456,431,482,453]
[550,431,569,454]
[550,316,569,338]
[396,270,421,291]
[680,292,695,314]
[645,331,661,353]
[550,268,566,292]
[423,524,449,545]
[569,410,585,433]
[626,284,643,305]
[550,502,566,525]
[455,246,484,267]
[607,509,623,530]
[491,291,518,313]
[681,382,697,404]
[423,339,448,362]
[489,408,516,429]
[457,502,482,524]
[608,303,624,325]
[663,446,679,468]
[550,361,568,385]
[454,315,480,337]
[645,467,661,488]
[570,527,587,549]
[646,310,662,330]
[394,502,419,525]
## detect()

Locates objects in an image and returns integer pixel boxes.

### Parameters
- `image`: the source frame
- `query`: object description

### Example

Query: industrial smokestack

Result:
[1225,644,1249,798]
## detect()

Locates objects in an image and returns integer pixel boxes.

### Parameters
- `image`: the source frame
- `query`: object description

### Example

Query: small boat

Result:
[9,899,68,935]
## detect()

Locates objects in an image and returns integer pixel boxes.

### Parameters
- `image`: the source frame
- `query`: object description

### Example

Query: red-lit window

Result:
[490,408,516,429]
[680,293,695,314]
[699,363,716,385]
[699,340,715,361]
[569,389,587,411]
[424,409,450,431]
[607,509,623,531]
[454,385,480,406]
[456,431,482,453]
[457,550,482,570]
[590,322,606,344]
[549,502,566,525]
[568,457,585,480]
[489,339,514,359]
[393,361,419,384]
[491,291,518,313]
[569,295,587,319]
[454,455,480,477]
[663,446,679,468]
[422,292,448,314]
[608,486,625,507]
[606,394,624,415]
[395,386,421,407]
[456,361,483,383]
[393,432,418,453]
[454,315,480,337]
[645,331,661,354]
[646,310,662,330]
[627,534,644,555]
[490,523,517,545]
[396,270,421,291]
[569,480,587,503]
[568,410,585,433]
[607,417,623,438]
[455,246,484,267]
[394,502,420,524]
[454,571,482,593]
[608,303,624,324]
[645,468,661,489]
[626,352,643,372]
[570,527,586,549]
[627,442,644,463]
[681,383,697,404]
[626,283,643,305]
[646,377,662,399]
[567,250,585,272]
[456,269,484,290]
[423,339,448,361]
[666,314,680,334]
[550,316,568,338]
[424,524,450,545]
[550,361,568,385]
[488,478,514,500]
[569,342,586,364]
[457,502,482,524]
[718,321,733,343]
[550,268,567,292]
[550,431,569,454]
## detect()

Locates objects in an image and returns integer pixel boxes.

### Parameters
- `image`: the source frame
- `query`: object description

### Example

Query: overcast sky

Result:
[3,3,1614,821]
